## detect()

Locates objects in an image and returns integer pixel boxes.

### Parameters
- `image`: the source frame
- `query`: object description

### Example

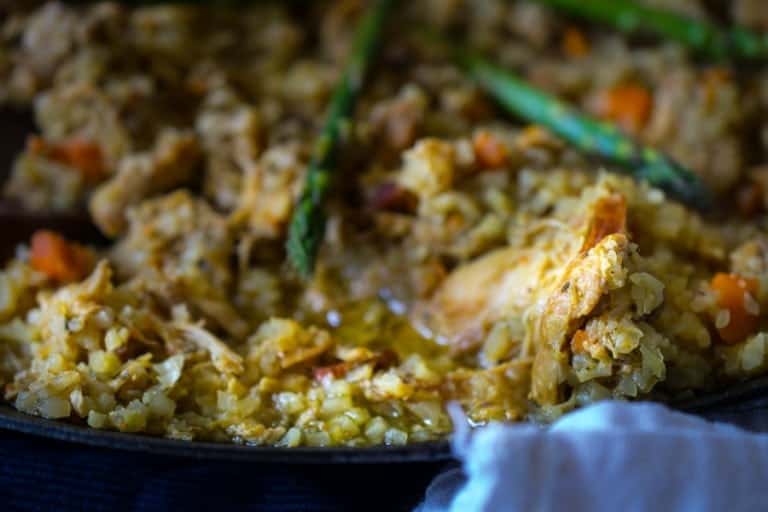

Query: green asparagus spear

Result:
[533,0,768,61]
[286,0,393,278]
[455,48,711,208]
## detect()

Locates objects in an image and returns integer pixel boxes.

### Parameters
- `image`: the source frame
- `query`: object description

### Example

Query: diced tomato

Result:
[369,182,418,213]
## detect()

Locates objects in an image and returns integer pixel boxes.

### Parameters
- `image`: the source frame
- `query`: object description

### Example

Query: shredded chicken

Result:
[196,86,263,211]
[529,194,629,404]
[90,130,201,236]
[418,247,549,347]
[173,321,244,375]
[230,142,306,239]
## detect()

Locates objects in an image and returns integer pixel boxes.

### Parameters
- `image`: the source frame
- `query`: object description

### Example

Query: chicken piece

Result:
[172,322,243,375]
[369,85,428,152]
[731,238,768,279]
[110,191,246,339]
[18,3,79,80]
[421,192,626,346]
[196,86,263,211]
[442,359,531,423]
[0,259,48,322]
[110,190,231,287]
[421,187,629,405]
[418,246,550,348]
[530,233,629,404]
[580,194,626,252]
[529,195,629,405]
[90,130,201,237]
[40,260,112,312]
[33,260,114,360]
[244,318,333,379]
[644,69,748,194]
[4,153,84,211]
[190,298,249,340]
[230,142,306,239]
[398,138,456,202]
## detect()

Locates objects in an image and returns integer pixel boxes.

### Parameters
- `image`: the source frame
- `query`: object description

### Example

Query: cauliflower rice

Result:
[2,1,768,446]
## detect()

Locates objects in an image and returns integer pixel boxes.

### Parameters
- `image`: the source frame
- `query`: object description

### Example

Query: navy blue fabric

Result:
[0,429,450,511]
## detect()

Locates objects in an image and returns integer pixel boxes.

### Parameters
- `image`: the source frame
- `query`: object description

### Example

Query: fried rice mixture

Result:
[2,0,768,446]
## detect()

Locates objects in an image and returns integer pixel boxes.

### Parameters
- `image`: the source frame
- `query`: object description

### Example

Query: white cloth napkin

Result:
[418,401,768,512]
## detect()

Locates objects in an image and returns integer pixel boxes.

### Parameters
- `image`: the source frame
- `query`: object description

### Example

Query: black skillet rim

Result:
[0,404,454,464]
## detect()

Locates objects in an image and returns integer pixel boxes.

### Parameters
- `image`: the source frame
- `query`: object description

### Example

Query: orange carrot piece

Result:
[570,329,589,353]
[711,272,760,345]
[595,84,653,136]
[29,230,93,283]
[57,139,106,182]
[562,27,590,58]
[473,130,509,170]
[28,136,107,183]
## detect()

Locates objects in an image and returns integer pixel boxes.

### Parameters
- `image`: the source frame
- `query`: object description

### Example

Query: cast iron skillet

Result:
[2,384,768,463]
[0,404,452,463]
[2,108,768,462]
